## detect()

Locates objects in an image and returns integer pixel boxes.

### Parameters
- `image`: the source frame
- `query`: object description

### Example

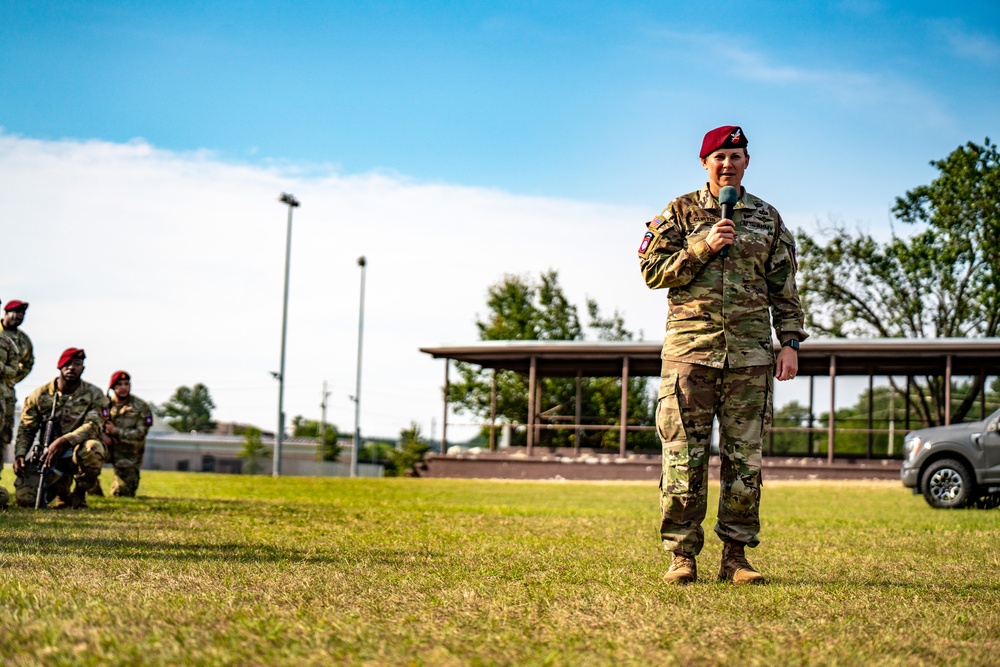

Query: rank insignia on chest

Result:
[638,231,654,253]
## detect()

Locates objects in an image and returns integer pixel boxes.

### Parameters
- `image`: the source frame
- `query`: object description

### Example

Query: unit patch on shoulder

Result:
[101,406,110,420]
[145,414,154,427]
[638,231,655,254]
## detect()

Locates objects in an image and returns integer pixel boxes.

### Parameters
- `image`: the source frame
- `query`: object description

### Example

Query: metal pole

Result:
[575,369,582,456]
[320,380,330,468]
[619,357,629,458]
[441,358,450,454]
[527,356,537,456]
[274,192,299,477]
[351,256,367,478]
[489,369,497,452]
[828,355,836,465]
[867,371,874,459]
[945,354,952,425]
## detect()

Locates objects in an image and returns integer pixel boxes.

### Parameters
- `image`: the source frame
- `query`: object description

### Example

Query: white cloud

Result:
[929,19,1000,64]
[0,132,661,443]
[657,31,952,129]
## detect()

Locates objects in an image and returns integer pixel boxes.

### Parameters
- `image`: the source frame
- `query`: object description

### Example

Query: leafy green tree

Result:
[797,139,1000,425]
[385,422,432,477]
[769,401,812,454]
[161,383,216,433]
[238,426,270,474]
[291,415,342,461]
[448,271,655,450]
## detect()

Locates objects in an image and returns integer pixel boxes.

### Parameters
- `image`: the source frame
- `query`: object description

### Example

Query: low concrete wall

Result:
[420,452,902,481]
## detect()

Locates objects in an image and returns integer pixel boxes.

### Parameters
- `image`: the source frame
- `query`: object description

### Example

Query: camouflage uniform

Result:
[639,184,807,556]
[0,325,32,459]
[14,379,108,508]
[105,394,153,496]
[0,336,17,507]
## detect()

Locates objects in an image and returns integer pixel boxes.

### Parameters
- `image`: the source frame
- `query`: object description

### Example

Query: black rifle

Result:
[23,392,61,509]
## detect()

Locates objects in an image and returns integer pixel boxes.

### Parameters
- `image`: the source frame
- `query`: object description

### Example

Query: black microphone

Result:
[718,185,738,258]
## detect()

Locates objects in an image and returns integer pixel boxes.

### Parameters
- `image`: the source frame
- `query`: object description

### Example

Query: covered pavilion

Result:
[420,338,1000,463]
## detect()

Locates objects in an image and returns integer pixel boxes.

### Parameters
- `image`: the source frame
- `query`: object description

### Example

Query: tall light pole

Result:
[350,255,367,478]
[274,192,299,477]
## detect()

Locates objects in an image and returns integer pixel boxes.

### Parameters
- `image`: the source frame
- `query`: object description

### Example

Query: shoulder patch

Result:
[638,230,654,253]
[145,414,153,427]
[101,406,110,420]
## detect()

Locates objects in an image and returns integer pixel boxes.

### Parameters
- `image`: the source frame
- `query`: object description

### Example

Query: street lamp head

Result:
[278,192,300,207]
[357,256,366,267]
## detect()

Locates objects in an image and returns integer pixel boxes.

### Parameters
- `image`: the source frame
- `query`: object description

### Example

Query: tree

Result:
[448,271,655,450]
[797,139,1000,424]
[161,383,216,433]
[385,422,432,477]
[358,441,396,471]
[238,426,270,475]
[291,415,342,462]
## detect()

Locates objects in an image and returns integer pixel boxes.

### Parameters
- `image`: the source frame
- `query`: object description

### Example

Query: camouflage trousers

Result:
[657,361,771,556]
[0,391,12,470]
[106,442,145,497]
[14,438,106,507]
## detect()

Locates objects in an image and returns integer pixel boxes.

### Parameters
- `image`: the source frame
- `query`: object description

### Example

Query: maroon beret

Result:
[4,300,28,312]
[109,370,131,389]
[57,347,85,369]
[700,125,748,158]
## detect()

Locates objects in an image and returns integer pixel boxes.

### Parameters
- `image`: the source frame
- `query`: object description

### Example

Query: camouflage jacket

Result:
[638,184,808,370]
[0,335,19,399]
[0,326,34,387]
[15,379,110,458]
[108,394,154,450]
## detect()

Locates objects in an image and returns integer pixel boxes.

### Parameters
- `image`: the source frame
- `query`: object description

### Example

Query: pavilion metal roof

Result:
[420,338,1000,378]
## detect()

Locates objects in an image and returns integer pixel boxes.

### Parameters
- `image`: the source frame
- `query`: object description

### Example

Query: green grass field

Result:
[0,470,997,666]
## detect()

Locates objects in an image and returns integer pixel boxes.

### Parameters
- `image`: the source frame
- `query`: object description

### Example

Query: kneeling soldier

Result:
[13,348,109,508]
[100,371,153,497]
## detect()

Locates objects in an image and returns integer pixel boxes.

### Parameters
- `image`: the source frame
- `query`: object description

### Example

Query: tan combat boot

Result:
[663,553,697,585]
[718,541,765,585]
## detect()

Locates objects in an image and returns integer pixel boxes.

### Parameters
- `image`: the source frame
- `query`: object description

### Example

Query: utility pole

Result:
[350,256,367,478]
[320,380,331,466]
[274,192,299,477]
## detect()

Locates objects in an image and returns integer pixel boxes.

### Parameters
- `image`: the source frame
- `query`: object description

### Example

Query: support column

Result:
[981,370,987,420]
[808,375,815,456]
[905,376,912,431]
[867,371,874,459]
[945,354,953,426]
[828,355,836,465]
[575,369,582,456]
[441,358,450,454]
[620,357,630,458]
[527,356,537,457]
[489,369,497,452]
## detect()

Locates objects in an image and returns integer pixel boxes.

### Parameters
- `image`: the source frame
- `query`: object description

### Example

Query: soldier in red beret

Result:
[638,125,808,585]
[0,300,34,480]
[98,371,154,497]
[12,348,109,508]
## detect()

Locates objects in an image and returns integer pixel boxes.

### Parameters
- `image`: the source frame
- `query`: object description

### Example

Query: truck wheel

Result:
[922,459,974,509]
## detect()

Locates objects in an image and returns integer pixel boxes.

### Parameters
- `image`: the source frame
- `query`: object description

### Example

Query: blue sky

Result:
[5,1,998,205]
[1,1,998,440]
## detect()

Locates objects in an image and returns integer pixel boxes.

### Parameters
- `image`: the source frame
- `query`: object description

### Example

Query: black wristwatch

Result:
[781,339,800,351]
